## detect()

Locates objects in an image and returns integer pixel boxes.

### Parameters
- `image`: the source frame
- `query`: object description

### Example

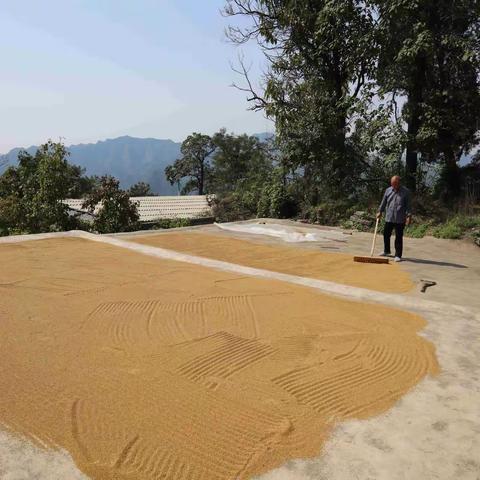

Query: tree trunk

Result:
[405,119,419,192]
[332,69,348,196]
[405,55,427,192]
[442,149,461,200]
[331,112,348,198]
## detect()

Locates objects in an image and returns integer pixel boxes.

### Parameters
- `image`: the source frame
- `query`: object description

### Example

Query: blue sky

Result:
[0,0,272,152]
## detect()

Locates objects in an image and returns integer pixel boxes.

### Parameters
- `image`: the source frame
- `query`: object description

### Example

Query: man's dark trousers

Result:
[383,222,405,258]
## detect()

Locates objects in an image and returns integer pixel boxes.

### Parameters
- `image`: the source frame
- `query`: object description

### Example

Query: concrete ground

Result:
[120,217,480,308]
[1,221,479,479]
[0,430,87,480]
[191,219,480,310]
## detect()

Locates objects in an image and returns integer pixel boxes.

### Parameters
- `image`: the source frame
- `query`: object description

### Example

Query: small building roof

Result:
[63,195,213,223]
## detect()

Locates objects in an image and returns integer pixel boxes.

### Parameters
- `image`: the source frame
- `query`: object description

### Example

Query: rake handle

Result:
[370,217,380,257]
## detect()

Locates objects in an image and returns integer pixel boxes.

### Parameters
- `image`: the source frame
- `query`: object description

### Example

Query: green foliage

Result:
[153,218,192,229]
[375,0,480,192]
[128,181,154,196]
[82,176,139,234]
[225,1,379,198]
[225,0,480,199]
[404,223,429,238]
[165,133,215,195]
[210,129,273,193]
[342,210,377,231]
[212,192,259,222]
[432,221,463,240]
[301,201,355,226]
[0,140,83,234]
[165,129,275,222]
[66,169,100,198]
[430,215,480,239]
[455,216,480,230]
[209,129,275,220]
[0,141,143,236]
[257,172,299,219]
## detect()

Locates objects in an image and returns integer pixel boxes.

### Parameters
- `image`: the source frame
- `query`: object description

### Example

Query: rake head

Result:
[353,256,389,264]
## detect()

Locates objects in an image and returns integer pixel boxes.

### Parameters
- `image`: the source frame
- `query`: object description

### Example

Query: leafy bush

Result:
[83,176,139,233]
[342,210,376,231]
[454,215,480,230]
[431,215,480,240]
[0,141,80,234]
[211,193,256,222]
[257,180,298,219]
[404,223,429,238]
[154,218,192,229]
[301,201,355,226]
[432,221,463,239]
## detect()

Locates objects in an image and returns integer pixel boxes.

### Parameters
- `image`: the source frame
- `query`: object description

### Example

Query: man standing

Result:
[376,175,412,262]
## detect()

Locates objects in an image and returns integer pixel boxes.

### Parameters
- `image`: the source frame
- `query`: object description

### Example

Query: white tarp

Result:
[214,222,348,243]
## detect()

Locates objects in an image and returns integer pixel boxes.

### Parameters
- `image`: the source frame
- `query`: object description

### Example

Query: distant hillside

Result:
[0,133,273,195]
[0,136,180,195]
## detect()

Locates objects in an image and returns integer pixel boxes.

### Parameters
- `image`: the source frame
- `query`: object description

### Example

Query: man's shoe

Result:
[379,252,391,257]
[394,256,402,262]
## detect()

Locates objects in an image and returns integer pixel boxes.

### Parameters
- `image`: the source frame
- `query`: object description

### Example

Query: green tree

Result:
[209,129,275,220]
[165,133,215,195]
[0,140,81,234]
[375,0,480,193]
[128,181,154,196]
[211,129,273,192]
[67,170,101,198]
[224,0,377,200]
[257,169,299,219]
[82,176,139,233]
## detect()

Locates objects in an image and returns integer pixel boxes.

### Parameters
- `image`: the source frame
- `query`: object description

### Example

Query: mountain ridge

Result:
[0,133,273,195]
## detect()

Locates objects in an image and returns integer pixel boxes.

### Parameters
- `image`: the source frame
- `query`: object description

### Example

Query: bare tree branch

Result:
[352,64,366,99]
[392,91,399,123]
[230,55,269,111]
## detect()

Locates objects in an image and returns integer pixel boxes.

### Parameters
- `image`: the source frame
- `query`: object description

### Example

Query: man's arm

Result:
[376,190,387,218]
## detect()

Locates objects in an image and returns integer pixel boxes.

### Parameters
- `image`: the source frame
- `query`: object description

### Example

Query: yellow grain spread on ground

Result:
[128,231,414,293]
[0,238,437,480]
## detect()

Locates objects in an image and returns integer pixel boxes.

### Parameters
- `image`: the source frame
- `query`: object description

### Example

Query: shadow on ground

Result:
[403,258,467,269]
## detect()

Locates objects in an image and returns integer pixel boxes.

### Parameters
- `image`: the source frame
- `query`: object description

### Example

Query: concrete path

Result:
[193,219,480,310]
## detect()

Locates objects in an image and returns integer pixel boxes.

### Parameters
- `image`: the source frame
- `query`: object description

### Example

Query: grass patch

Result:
[153,218,193,229]
[404,223,429,238]
[454,215,480,230]
[431,215,480,240]
[432,222,463,239]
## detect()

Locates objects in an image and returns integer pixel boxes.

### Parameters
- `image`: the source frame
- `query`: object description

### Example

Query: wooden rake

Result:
[353,218,389,264]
